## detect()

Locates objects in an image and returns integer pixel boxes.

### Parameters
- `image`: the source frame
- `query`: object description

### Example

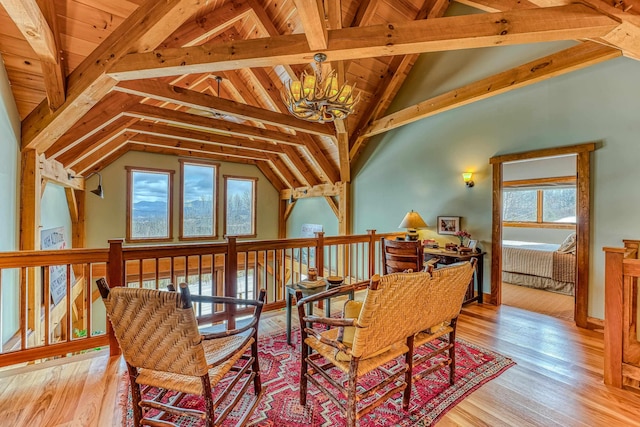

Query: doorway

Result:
[489,143,595,328]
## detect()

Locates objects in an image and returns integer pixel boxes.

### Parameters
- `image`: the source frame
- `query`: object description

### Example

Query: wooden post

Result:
[575,150,591,328]
[603,247,625,387]
[20,149,42,341]
[315,231,325,276]
[367,230,376,278]
[225,236,238,329]
[490,162,502,306]
[107,239,124,356]
[338,182,351,277]
[278,198,287,238]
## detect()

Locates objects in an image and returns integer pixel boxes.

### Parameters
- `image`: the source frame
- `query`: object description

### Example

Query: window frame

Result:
[223,175,257,238]
[126,166,175,243]
[503,175,576,229]
[179,159,219,241]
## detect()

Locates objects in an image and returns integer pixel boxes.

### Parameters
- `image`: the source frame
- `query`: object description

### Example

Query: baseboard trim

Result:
[586,316,604,331]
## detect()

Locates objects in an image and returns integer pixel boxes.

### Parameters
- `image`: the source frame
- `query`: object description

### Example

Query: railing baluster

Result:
[66,264,72,342]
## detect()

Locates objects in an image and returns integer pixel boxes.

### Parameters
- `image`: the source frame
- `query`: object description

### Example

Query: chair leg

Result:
[300,341,308,405]
[403,335,414,410]
[347,359,359,427]
[251,338,262,395]
[449,318,458,386]
[201,376,215,426]
[127,364,143,427]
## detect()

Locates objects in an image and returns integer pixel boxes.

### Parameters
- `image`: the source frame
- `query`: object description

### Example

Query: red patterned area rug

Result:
[121,329,514,426]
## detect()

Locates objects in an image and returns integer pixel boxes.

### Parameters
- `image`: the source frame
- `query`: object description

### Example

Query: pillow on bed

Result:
[557,233,577,254]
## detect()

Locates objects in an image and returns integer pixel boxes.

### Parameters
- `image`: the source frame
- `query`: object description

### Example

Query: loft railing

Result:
[0,230,400,367]
[603,239,640,390]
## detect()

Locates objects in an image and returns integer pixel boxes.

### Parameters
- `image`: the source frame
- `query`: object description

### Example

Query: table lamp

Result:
[398,210,427,241]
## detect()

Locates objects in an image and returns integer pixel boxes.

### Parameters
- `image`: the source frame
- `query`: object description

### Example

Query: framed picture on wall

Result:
[437,216,460,235]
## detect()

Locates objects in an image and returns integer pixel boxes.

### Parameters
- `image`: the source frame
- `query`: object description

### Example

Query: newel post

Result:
[367,230,376,278]
[603,246,625,387]
[107,239,124,356]
[315,231,325,276]
[225,236,238,329]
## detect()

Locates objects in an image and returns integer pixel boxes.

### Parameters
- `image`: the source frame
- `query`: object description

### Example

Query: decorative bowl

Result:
[326,276,344,286]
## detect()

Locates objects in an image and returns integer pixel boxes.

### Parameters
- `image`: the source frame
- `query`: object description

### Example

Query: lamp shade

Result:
[398,210,428,230]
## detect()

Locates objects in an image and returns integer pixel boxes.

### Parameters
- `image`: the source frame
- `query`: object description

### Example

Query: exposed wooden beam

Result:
[324,195,339,218]
[129,134,271,160]
[456,0,538,12]
[282,145,321,186]
[74,136,131,175]
[21,0,206,152]
[349,0,377,27]
[127,121,285,154]
[160,0,253,48]
[69,132,134,171]
[294,0,328,50]
[256,161,287,191]
[57,117,137,167]
[349,0,450,161]
[1,0,66,109]
[20,150,41,250]
[129,142,258,165]
[44,92,139,159]
[39,154,84,190]
[109,5,620,80]
[362,41,621,138]
[82,145,131,174]
[267,154,303,188]
[335,121,350,182]
[114,80,335,137]
[124,103,304,146]
[281,182,341,199]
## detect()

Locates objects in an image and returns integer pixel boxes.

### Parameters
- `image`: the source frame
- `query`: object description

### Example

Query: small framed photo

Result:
[468,240,478,251]
[437,216,460,235]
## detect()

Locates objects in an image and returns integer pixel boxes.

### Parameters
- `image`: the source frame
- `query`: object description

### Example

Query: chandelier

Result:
[282,53,360,123]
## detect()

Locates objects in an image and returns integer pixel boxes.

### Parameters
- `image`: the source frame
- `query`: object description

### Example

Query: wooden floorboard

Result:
[0,301,639,426]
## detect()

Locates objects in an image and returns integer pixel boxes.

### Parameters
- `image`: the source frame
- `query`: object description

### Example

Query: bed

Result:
[502,240,575,296]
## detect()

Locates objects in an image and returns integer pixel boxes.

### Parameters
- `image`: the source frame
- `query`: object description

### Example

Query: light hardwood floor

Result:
[1,301,639,426]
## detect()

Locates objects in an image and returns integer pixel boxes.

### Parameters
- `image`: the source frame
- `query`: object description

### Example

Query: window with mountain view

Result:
[503,179,576,227]
[180,161,217,239]
[224,176,256,237]
[126,167,174,241]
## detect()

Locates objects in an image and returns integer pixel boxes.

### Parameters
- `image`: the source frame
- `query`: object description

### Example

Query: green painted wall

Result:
[85,151,280,247]
[40,183,73,247]
[351,50,640,320]
[287,197,338,238]
[0,54,20,345]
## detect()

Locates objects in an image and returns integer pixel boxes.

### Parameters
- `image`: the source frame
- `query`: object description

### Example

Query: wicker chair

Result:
[295,260,475,427]
[381,238,424,274]
[96,279,266,427]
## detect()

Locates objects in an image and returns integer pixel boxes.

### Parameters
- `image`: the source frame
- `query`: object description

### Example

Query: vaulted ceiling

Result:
[0,0,636,194]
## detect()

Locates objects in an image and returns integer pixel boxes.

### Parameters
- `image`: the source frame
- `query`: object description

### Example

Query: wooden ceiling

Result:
[0,0,637,194]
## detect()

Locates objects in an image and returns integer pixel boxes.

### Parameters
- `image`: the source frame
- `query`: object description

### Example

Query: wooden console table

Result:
[423,248,485,304]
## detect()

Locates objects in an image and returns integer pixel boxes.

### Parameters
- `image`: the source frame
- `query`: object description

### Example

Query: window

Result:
[126,167,174,242]
[224,176,256,237]
[180,160,217,239]
[503,177,576,228]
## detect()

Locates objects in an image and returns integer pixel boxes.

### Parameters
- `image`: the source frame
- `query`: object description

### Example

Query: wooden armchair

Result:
[381,238,424,274]
[96,279,266,427]
[295,261,476,427]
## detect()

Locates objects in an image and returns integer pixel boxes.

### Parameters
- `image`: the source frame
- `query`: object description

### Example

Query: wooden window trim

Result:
[223,175,258,238]
[178,159,219,241]
[503,179,577,226]
[126,166,174,243]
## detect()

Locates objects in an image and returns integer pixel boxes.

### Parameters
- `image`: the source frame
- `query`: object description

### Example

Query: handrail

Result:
[603,240,640,391]
[0,230,401,367]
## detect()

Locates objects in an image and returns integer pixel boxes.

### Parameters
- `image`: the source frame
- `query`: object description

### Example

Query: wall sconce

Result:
[462,172,474,188]
[68,172,104,198]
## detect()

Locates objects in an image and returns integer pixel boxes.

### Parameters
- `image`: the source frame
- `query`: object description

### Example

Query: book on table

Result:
[298,278,326,289]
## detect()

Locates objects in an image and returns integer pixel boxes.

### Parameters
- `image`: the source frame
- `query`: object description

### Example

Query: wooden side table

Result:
[285,282,355,345]
[423,249,486,304]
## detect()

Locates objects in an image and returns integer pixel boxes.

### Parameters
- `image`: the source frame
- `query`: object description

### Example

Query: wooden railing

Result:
[0,230,400,367]
[603,239,640,390]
